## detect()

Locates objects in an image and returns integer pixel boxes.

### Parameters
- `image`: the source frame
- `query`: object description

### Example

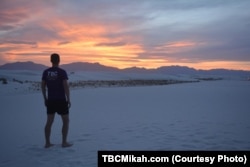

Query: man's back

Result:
[42,67,68,100]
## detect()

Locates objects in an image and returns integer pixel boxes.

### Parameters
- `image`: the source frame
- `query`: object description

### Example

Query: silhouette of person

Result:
[41,53,72,148]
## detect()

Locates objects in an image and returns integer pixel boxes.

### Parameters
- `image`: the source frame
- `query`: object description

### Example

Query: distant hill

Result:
[156,66,197,75]
[61,62,119,72]
[0,61,48,71]
[122,66,150,73]
[122,65,250,77]
[0,61,119,72]
[155,66,250,76]
[0,61,250,78]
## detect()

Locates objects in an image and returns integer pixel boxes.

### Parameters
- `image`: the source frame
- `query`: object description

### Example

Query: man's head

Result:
[50,53,60,65]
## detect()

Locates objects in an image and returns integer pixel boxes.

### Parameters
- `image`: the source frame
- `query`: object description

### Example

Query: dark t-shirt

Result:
[42,67,68,100]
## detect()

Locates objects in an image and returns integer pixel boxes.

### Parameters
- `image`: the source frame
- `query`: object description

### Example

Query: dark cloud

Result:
[0,40,36,46]
[6,52,50,56]
[58,41,71,46]
[0,46,17,52]
[0,0,29,26]
[129,0,250,63]
[0,25,16,31]
[0,0,58,31]
[95,41,127,47]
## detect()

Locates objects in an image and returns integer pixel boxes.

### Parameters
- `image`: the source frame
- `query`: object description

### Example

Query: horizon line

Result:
[1,60,250,72]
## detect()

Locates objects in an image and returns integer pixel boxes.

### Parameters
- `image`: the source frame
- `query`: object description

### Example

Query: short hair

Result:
[50,53,60,64]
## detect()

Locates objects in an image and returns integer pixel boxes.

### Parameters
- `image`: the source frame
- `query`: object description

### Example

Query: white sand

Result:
[0,71,250,167]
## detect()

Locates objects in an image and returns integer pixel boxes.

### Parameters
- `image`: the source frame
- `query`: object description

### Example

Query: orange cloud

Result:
[25,16,145,67]
[165,41,197,48]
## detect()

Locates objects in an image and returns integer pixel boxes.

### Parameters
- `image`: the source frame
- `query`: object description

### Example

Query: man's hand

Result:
[67,101,71,108]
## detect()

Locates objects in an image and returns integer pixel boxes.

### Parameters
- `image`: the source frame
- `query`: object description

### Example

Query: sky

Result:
[0,0,250,70]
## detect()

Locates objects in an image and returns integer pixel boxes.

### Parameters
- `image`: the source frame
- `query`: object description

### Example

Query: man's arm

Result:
[63,79,71,108]
[41,80,47,106]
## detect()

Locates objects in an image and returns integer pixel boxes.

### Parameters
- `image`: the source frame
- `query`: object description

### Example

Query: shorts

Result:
[46,100,69,115]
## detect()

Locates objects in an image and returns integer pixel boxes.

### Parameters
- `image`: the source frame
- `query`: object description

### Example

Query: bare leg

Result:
[61,114,72,147]
[44,114,55,148]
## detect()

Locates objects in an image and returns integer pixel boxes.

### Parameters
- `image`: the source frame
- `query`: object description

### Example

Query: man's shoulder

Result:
[43,67,53,72]
[58,67,67,72]
[57,68,68,79]
[57,67,67,75]
[42,68,50,75]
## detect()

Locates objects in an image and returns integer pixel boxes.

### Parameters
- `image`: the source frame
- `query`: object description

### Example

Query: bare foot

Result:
[62,142,73,148]
[44,143,54,148]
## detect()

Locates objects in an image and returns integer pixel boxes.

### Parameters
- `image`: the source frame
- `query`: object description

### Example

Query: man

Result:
[41,53,72,148]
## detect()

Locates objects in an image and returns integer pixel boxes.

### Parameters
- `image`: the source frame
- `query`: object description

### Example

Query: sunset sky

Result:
[0,0,250,70]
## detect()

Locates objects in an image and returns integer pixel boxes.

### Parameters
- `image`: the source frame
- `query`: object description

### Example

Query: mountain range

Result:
[0,61,250,77]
